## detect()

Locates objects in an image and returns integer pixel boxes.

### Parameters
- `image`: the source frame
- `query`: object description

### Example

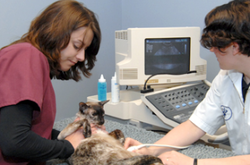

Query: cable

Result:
[127,144,190,152]
[140,70,197,94]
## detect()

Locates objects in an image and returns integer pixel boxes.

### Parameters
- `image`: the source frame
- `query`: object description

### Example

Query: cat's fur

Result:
[55,100,163,165]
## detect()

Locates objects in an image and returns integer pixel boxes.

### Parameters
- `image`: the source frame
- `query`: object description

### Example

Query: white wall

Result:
[0,0,230,121]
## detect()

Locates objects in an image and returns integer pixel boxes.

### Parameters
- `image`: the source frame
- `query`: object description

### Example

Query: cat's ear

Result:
[79,102,89,112]
[99,100,109,106]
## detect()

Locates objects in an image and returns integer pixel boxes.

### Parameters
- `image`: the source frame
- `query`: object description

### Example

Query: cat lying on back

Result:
[55,100,163,165]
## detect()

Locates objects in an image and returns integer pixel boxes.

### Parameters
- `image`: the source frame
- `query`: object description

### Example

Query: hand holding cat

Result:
[65,127,85,149]
[73,117,107,133]
[90,123,108,134]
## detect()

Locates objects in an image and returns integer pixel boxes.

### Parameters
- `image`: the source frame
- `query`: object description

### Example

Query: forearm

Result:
[1,130,73,161]
[157,150,250,165]
[151,120,205,156]
[198,155,250,165]
[0,102,74,161]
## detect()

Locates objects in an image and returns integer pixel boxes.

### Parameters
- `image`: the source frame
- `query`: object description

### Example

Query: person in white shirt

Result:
[124,0,250,165]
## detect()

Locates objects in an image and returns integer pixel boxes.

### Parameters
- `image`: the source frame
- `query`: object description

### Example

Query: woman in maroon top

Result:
[0,0,102,164]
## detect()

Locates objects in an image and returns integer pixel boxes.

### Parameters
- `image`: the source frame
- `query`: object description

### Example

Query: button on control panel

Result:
[144,82,210,124]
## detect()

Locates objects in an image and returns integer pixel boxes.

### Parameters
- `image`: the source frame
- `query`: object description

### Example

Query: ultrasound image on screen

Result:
[145,38,190,75]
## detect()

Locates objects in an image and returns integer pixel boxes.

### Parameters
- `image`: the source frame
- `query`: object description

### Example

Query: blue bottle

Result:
[98,74,107,101]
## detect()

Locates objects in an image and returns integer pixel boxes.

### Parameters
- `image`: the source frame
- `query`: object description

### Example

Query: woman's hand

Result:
[74,116,107,134]
[158,150,194,165]
[124,137,142,150]
[123,137,150,155]
[124,137,158,155]
[91,124,108,134]
[65,127,85,149]
[65,117,108,149]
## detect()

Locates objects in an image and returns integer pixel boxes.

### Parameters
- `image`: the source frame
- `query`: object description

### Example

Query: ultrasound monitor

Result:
[115,27,207,87]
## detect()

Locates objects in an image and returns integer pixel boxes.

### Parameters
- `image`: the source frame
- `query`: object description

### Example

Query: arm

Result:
[124,120,205,156]
[196,155,250,165]
[124,120,250,165]
[0,101,74,161]
[158,150,250,165]
[152,120,205,156]
[150,121,250,165]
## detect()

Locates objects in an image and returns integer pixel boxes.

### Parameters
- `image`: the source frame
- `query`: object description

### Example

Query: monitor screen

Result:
[145,38,190,75]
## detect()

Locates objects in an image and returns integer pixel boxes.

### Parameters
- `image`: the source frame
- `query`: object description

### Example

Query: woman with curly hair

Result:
[0,0,102,164]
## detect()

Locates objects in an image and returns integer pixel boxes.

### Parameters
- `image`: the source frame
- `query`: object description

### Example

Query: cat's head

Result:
[78,100,109,126]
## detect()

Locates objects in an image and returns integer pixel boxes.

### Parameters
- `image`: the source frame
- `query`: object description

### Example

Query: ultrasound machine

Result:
[87,27,229,148]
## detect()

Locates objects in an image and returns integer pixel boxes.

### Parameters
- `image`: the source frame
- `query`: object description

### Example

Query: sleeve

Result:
[189,71,225,135]
[51,129,61,140]
[0,101,74,162]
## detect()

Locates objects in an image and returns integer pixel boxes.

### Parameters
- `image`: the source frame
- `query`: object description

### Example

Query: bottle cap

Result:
[99,74,106,82]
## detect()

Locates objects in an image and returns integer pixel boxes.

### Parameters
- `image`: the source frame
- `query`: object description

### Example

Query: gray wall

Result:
[0,0,229,121]
[120,0,229,82]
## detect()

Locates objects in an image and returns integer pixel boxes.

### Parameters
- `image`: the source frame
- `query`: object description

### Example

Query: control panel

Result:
[141,81,210,125]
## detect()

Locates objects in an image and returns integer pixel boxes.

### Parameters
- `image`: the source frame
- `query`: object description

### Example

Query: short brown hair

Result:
[200,0,250,56]
[2,0,101,81]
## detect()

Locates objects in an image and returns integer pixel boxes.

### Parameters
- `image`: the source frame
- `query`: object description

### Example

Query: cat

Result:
[54,100,163,165]
[57,100,109,140]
